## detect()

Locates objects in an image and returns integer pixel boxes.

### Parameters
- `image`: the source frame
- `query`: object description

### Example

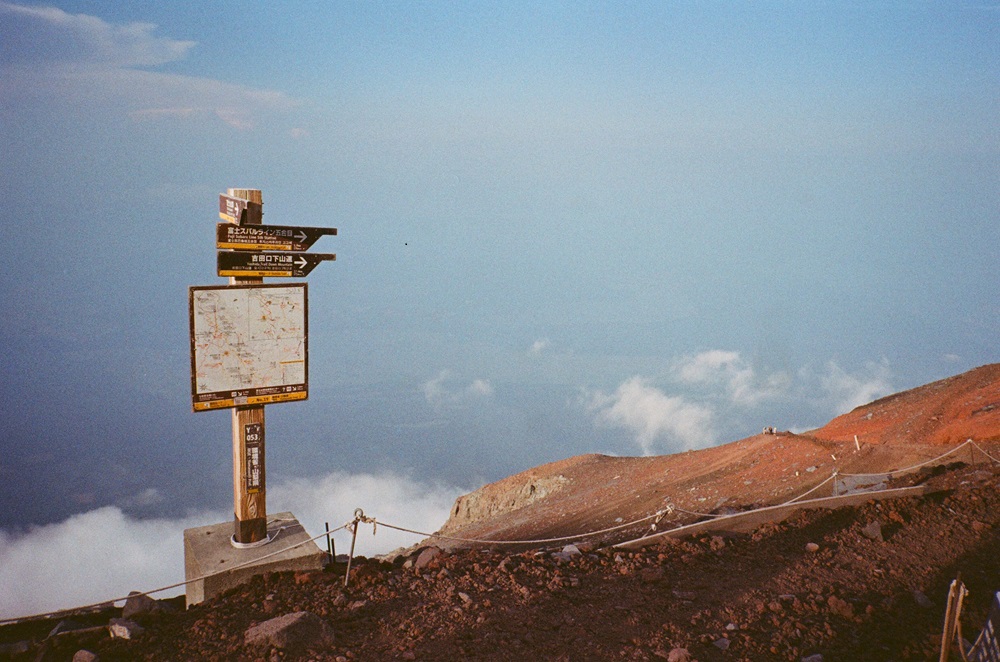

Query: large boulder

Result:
[244,611,334,653]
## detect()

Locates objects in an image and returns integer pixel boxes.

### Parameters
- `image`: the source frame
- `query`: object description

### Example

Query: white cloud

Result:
[588,377,715,455]
[0,506,218,621]
[269,471,465,559]
[529,338,551,355]
[118,487,164,509]
[468,378,493,396]
[422,370,494,408]
[675,349,791,406]
[0,472,465,621]
[586,353,897,450]
[675,349,743,382]
[130,107,196,120]
[0,2,195,67]
[818,358,893,414]
[0,3,297,130]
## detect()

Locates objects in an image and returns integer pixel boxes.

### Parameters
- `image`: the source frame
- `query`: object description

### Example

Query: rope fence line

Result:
[3,439,998,627]
[837,438,978,478]
[667,470,839,521]
[355,508,670,547]
[780,471,838,504]
[0,520,355,627]
[973,440,1000,464]
[654,437,983,523]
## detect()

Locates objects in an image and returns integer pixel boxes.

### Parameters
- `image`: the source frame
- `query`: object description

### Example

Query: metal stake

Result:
[344,510,362,587]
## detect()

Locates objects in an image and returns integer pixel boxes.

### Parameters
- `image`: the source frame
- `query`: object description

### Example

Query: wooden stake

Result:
[939,575,966,662]
[228,188,268,545]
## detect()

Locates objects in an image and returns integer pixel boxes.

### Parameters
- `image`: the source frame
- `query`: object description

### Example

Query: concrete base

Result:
[184,512,327,608]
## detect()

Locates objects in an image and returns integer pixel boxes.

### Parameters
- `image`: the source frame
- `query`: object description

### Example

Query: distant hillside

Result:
[437,363,1000,546]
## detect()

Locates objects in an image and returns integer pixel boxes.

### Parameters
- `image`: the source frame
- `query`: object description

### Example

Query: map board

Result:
[189,283,308,411]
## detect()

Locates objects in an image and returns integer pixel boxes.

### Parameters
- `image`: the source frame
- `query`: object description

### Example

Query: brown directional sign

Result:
[216,223,337,252]
[218,251,336,277]
[219,194,249,224]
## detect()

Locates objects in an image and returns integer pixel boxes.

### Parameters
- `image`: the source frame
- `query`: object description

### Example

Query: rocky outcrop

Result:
[442,468,576,531]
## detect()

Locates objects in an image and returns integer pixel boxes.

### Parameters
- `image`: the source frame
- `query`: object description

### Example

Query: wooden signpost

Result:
[190,188,336,546]
[227,188,268,545]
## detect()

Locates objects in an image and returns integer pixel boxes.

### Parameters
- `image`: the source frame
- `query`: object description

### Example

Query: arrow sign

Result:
[218,251,336,278]
[219,194,249,224]
[216,223,337,252]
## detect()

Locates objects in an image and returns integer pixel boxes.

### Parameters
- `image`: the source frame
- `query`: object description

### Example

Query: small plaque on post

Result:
[245,423,264,494]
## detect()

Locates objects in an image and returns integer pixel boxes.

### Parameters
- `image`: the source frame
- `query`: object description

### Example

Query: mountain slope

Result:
[437,363,1000,547]
[811,363,1000,446]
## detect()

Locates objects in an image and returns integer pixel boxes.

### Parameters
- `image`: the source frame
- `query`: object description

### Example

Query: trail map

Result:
[189,283,308,411]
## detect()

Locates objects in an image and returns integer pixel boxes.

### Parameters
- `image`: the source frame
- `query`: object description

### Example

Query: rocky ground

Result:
[3,461,998,662]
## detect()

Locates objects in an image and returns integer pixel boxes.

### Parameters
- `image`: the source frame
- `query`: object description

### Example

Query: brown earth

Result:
[2,364,999,661]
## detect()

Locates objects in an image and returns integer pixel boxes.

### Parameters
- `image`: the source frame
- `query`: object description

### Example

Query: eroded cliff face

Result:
[443,473,571,531]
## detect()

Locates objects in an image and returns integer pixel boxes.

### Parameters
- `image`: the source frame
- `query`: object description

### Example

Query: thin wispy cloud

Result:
[0,2,297,129]
[529,338,551,355]
[422,370,494,409]
[816,358,894,414]
[674,350,792,407]
[0,2,194,67]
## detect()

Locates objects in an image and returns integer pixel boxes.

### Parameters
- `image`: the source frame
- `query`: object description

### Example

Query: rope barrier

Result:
[971,440,1000,464]
[837,439,974,478]
[667,470,839,520]
[779,471,838,505]
[353,508,671,546]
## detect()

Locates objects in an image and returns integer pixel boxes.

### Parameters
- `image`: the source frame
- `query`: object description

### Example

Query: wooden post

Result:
[938,575,967,662]
[228,188,268,545]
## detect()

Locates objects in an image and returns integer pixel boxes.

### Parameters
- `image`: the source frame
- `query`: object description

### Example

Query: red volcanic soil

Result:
[2,364,999,661]
[811,363,1000,447]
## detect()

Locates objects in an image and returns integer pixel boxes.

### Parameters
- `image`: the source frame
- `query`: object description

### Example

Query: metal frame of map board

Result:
[189,283,308,412]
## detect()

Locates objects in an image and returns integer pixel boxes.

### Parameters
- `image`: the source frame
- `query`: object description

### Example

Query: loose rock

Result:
[245,611,334,652]
[108,618,144,640]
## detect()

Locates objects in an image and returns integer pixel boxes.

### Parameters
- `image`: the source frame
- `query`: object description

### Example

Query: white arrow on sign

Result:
[295,230,308,243]
[295,256,308,270]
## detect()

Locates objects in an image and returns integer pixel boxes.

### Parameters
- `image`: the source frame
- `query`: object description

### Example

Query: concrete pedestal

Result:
[183,512,327,607]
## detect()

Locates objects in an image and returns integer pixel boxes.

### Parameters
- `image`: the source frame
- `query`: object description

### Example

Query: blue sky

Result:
[1,1,998,616]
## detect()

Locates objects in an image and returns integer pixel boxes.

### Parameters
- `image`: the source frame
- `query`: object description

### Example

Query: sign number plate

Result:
[245,423,263,493]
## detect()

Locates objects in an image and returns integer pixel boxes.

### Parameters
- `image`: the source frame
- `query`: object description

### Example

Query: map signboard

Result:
[189,283,308,411]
